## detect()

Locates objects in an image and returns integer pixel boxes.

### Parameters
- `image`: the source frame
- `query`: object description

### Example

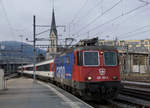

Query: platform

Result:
[0,77,93,108]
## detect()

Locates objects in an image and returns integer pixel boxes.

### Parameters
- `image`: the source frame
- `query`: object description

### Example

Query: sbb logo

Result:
[99,68,106,76]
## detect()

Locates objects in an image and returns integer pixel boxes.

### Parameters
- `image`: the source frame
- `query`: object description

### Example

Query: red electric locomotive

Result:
[18,42,121,101]
[71,45,121,100]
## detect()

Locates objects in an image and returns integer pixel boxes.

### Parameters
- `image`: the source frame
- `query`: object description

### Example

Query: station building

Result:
[99,39,150,52]
[99,39,150,74]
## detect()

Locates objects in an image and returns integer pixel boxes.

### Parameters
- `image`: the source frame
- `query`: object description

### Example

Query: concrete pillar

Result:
[0,69,4,90]
[130,54,133,73]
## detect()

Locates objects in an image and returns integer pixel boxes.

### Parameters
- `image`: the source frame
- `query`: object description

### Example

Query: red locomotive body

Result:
[73,50,120,82]
[72,46,121,100]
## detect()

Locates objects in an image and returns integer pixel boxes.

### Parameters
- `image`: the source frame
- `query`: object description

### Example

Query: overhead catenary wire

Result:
[106,4,150,37]
[72,0,103,26]
[117,24,150,38]
[138,0,150,4]
[119,28,150,39]
[68,0,89,25]
[0,0,15,37]
[91,3,150,37]
[72,0,123,37]
[66,0,88,37]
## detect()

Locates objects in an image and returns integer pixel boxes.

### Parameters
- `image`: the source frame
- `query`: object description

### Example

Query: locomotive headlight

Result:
[100,51,103,54]
[87,76,92,80]
[112,76,118,80]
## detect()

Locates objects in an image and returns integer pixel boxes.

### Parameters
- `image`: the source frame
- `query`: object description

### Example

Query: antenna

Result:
[52,0,54,9]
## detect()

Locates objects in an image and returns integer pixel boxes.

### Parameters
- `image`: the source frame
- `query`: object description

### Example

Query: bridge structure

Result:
[0,55,32,75]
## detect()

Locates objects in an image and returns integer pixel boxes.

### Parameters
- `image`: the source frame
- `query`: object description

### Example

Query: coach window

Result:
[30,67,32,71]
[66,56,70,65]
[37,66,40,71]
[77,52,80,65]
[55,58,59,66]
[55,58,59,65]
[74,55,76,65]
[28,67,33,71]
[38,65,42,71]
[77,51,83,66]
[45,64,50,71]
[61,57,64,65]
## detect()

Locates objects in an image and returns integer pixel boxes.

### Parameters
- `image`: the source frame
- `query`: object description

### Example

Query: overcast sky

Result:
[0,0,150,45]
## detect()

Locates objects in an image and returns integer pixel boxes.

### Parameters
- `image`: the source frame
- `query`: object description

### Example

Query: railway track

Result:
[5,73,18,80]
[90,87,150,108]
[120,87,150,101]
[114,87,150,108]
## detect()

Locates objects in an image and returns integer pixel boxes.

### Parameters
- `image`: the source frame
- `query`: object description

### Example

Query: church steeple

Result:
[50,8,57,37]
[47,8,58,59]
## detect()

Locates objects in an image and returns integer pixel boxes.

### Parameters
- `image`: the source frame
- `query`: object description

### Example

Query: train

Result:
[18,59,54,80]
[18,45,121,101]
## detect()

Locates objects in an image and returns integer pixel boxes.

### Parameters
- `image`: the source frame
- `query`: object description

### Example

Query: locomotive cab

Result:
[73,49,120,82]
[72,46,121,100]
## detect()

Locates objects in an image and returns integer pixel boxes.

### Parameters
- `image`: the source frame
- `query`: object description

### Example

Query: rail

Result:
[120,87,150,101]
[122,80,150,87]
[5,73,18,80]
[114,87,150,107]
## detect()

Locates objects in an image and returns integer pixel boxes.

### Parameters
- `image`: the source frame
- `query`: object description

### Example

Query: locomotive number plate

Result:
[97,76,108,80]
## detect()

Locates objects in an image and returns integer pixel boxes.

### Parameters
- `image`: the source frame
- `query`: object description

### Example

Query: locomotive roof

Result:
[75,45,117,51]
[58,45,117,56]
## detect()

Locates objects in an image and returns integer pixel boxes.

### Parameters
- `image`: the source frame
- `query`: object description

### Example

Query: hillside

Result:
[0,41,46,61]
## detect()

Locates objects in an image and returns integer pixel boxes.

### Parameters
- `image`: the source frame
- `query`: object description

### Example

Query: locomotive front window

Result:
[83,51,99,66]
[104,52,117,66]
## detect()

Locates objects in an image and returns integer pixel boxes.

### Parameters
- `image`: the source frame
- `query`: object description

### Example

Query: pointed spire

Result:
[50,8,57,37]
[52,0,54,9]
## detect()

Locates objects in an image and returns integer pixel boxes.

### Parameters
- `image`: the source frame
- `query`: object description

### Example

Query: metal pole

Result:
[148,52,150,73]
[126,45,129,74]
[114,37,117,48]
[21,46,23,76]
[19,35,23,76]
[33,15,36,81]
[69,24,70,38]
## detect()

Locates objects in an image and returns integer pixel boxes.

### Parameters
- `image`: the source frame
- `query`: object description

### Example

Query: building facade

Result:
[99,39,150,52]
[99,39,150,74]
[119,52,149,74]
